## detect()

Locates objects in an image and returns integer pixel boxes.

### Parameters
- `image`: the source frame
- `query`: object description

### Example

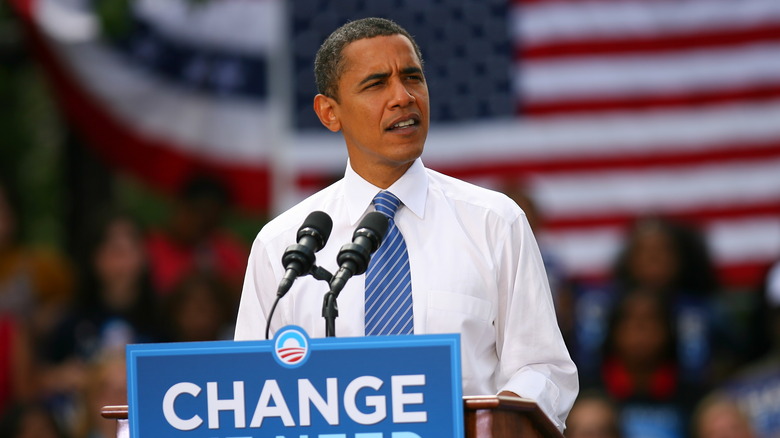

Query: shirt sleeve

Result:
[494,212,579,432]
[234,236,275,340]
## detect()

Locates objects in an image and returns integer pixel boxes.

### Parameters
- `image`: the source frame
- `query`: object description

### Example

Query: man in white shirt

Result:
[235,17,578,431]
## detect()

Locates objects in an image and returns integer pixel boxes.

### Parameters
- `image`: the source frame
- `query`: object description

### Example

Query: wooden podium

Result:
[102,395,563,438]
[463,395,563,438]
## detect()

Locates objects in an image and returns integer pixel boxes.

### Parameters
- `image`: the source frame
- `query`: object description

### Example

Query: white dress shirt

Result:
[235,158,578,430]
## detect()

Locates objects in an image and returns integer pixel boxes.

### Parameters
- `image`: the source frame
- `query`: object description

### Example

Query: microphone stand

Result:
[266,264,334,340]
[322,268,350,338]
[310,265,340,337]
[322,291,338,338]
[309,265,341,337]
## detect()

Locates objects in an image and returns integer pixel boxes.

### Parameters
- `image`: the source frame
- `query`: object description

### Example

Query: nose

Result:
[388,80,416,108]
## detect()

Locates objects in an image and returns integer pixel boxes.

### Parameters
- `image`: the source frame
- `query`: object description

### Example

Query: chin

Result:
[391,148,424,165]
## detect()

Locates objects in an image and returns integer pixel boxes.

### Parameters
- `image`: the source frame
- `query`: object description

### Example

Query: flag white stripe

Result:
[134,0,284,55]
[531,157,780,218]
[708,218,780,263]
[540,228,625,275]
[518,43,780,103]
[516,0,780,45]
[37,0,98,42]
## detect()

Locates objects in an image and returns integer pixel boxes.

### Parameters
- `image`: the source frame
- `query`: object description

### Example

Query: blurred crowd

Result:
[510,190,780,438]
[0,175,247,438]
[1,174,778,438]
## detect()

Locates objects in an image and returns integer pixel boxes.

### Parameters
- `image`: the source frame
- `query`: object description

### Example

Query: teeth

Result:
[393,119,415,129]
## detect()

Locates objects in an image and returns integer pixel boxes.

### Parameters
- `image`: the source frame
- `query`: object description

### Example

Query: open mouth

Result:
[387,116,419,131]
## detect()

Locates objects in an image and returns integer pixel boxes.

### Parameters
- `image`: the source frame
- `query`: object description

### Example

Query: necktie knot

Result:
[373,191,402,218]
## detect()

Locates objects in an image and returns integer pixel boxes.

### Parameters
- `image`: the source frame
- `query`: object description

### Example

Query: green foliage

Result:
[0,7,66,248]
[115,175,263,246]
[94,0,133,41]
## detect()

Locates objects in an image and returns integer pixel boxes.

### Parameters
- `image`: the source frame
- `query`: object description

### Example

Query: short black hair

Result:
[314,17,424,100]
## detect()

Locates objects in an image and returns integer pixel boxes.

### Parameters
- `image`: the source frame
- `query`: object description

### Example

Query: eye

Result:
[364,80,384,90]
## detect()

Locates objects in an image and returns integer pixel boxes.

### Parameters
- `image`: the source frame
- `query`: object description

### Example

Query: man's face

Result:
[316,34,430,187]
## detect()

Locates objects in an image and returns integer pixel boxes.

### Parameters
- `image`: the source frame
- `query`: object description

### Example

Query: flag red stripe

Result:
[520,23,780,59]
[520,83,780,116]
[433,140,780,180]
[718,262,774,289]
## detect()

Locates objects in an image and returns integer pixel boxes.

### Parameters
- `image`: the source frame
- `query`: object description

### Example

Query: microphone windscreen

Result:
[357,211,389,242]
[300,210,334,244]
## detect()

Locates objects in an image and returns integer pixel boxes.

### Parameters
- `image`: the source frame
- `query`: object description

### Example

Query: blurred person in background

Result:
[565,390,622,438]
[0,178,74,348]
[42,210,160,364]
[719,265,780,438]
[161,270,235,342]
[614,218,727,384]
[691,392,757,438]
[591,289,703,438]
[71,352,126,438]
[613,217,717,298]
[145,175,247,304]
[38,210,159,431]
[572,217,730,387]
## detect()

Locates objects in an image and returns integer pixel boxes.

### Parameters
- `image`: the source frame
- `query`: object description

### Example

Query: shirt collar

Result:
[343,158,428,225]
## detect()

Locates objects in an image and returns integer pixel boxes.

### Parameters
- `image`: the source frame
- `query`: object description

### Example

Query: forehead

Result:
[340,34,421,76]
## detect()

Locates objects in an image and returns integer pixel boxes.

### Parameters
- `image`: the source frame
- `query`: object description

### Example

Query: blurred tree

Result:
[0,3,66,248]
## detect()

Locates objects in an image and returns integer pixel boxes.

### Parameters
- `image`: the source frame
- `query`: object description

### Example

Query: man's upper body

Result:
[234,17,578,431]
[235,158,578,430]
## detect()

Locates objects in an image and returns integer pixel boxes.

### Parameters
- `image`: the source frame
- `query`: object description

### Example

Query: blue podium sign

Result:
[126,326,463,438]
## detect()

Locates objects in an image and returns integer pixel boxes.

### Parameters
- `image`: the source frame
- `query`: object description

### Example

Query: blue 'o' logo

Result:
[273,326,310,368]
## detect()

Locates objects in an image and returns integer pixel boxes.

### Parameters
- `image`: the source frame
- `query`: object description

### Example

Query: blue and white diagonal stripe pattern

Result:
[364,191,414,336]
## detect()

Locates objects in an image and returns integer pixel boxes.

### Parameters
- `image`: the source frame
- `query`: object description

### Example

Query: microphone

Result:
[277,211,333,297]
[329,212,389,295]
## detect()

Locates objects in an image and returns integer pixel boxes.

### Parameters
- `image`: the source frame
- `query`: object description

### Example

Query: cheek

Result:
[342,95,383,123]
[414,88,430,110]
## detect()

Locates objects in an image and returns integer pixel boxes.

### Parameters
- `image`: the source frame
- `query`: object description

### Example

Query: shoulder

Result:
[425,168,523,224]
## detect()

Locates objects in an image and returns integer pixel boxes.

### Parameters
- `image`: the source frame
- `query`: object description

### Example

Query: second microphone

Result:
[329,211,389,295]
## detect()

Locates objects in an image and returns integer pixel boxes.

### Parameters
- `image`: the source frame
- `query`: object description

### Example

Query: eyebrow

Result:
[358,72,390,87]
[357,67,424,87]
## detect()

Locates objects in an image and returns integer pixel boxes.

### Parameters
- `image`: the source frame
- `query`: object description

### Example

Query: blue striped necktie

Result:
[364,191,414,336]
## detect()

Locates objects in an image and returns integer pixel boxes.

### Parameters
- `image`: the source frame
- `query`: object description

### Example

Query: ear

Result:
[313,94,341,132]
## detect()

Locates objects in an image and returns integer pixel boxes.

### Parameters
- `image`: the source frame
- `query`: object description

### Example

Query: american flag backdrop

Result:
[13,0,780,288]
